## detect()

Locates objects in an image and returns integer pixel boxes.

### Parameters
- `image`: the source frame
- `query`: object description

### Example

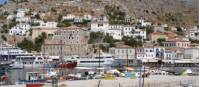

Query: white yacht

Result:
[64,53,115,67]
[10,54,50,69]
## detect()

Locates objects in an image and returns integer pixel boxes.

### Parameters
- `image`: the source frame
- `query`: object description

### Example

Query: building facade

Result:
[9,23,31,36]
[163,39,190,48]
[109,45,135,66]
[42,26,89,56]
[136,46,165,62]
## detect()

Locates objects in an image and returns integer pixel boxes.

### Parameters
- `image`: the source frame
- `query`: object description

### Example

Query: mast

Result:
[126,49,128,67]
[60,39,64,63]
[98,44,100,74]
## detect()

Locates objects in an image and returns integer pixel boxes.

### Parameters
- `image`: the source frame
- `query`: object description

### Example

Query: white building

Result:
[107,28,122,40]
[91,15,109,32]
[184,48,199,61]
[32,21,58,28]
[16,17,30,23]
[91,21,109,32]
[164,48,199,64]
[136,46,165,62]
[164,48,184,61]
[137,19,151,27]
[122,26,135,36]
[62,14,76,20]
[133,29,146,39]
[109,45,135,66]
[6,14,15,20]
[83,14,92,20]
[74,16,83,23]
[9,23,31,36]
[16,9,30,23]
[186,27,199,40]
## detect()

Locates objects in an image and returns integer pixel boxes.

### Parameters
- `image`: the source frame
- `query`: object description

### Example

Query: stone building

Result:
[42,25,89,56]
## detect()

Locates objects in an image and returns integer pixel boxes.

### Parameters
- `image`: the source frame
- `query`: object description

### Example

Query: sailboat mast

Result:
[98,44,100,73]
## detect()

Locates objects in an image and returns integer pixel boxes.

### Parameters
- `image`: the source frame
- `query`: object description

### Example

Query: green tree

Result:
[88,32,104,44]
[1,24,9,33]
[1,35,7,41]
[189,39,199,44]
[35,14,41,19]
[157,38,166,46]
[8,18,17,29]
[17,38,35,52]
[122,36,142,47]
[103,33,116,47]
[99,44,109,52]
[34,32,47,52]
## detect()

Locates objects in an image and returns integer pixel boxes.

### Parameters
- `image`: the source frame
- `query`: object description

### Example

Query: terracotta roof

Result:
[164,31,177,36]
[165,47,185,52]
[67,25,79,29]
[150,32,162,35]
[165,38,190,42]
[115,45,132,48]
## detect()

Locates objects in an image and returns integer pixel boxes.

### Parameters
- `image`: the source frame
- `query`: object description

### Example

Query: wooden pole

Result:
[142,64,145,87]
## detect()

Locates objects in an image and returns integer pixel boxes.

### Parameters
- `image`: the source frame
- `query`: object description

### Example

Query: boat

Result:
[0,46,28,62]
[10,53,50,69]
[16,72,46,85]
[64,53,115,67]
[54,61,77,69]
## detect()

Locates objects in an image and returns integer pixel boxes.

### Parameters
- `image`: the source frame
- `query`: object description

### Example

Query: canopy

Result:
[107,69,120,74]
[124,67,134,71]
[185,69,193,74]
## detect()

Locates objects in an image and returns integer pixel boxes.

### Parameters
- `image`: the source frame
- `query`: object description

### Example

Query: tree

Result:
[30,22,40,26]
[189,39,199,44]
[8,18,17,29]
[103,34,116,47]
[35,14,41,19]
[122,36,142,47]
[1,35,7,41]
[157,38,166,46]
[34,32,47,52]
[17,32,47,52]
[17,38,35,52]
[1,24,9,33]
[99,44,109,52]
[88,32,104,44]
[146,26,154,35]
[176,27,182,32]
[58,14,63,22]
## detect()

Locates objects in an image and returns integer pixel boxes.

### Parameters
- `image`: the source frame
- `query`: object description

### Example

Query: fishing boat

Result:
[16,72,46,86]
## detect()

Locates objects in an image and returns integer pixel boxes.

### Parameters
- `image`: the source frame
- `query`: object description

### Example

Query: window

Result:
[98,24,103,27]
[35,62,39,64]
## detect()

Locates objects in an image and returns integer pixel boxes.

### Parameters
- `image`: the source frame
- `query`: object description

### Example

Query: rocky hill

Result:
[114,0,198,28]
[0,0,198,28]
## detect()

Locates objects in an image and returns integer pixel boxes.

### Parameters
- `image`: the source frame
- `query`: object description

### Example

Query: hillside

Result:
[114,0,198,28]
[0,0,198,28]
